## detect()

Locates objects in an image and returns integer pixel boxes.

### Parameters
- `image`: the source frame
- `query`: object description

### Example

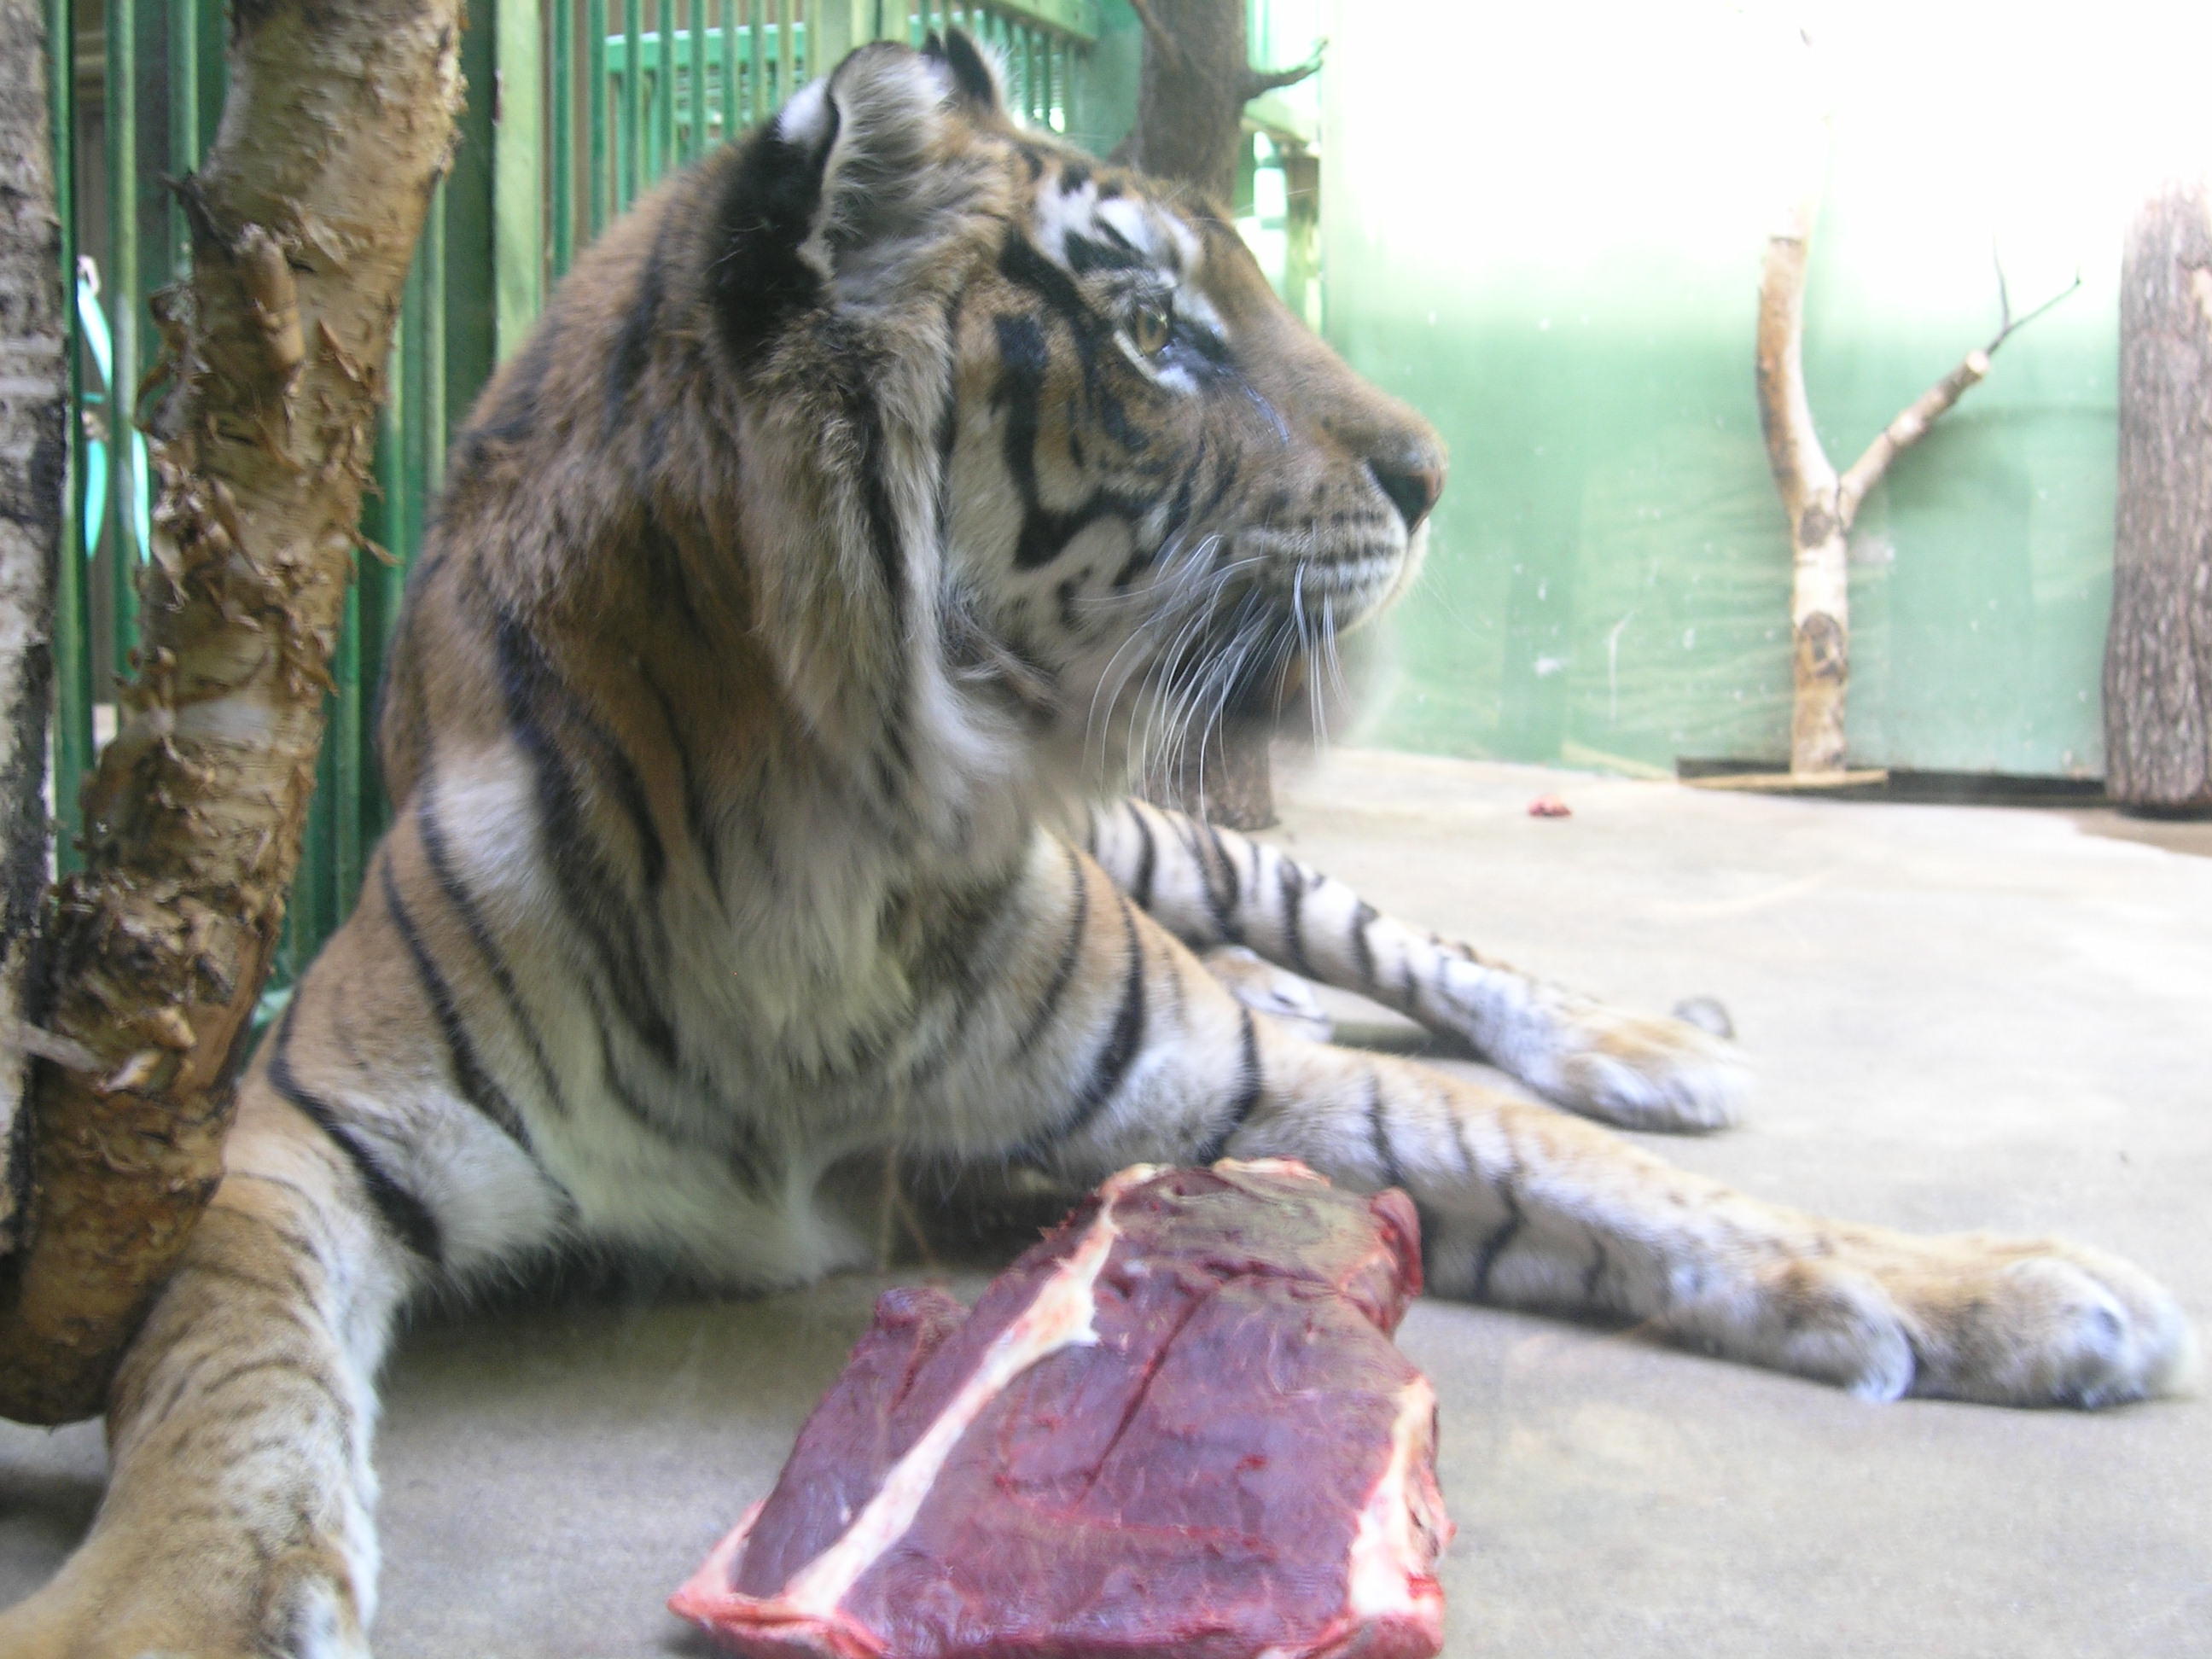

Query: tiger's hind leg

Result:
[987,865,2192,1406]
[1087,797,1749,1132]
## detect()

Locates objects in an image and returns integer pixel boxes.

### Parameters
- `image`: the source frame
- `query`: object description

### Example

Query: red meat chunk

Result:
[672,1159,1452,1659]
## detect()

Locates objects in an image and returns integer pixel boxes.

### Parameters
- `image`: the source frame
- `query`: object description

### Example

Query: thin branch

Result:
[1987,266,2082,354]
[1243,44,1324,102]
[1837,262,2083,525]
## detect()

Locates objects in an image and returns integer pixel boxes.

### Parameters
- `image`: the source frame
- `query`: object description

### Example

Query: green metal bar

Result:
[330,585,363,923]
[356,332,407,856]
[589,0,609,234]
[746,0,762,124]
[50,0,90,871]
[195,0,222,152]
[551,0,574,274]
[657,3,675,178]
[166,0,197,276]
[721,0,737,139]
[689,0,707,156]
[775,0,791,105]
[493,0,544,356]
[420,181,448,489]
[106,0,140,668]
[621,0,641,207]
[977,0,1094,42]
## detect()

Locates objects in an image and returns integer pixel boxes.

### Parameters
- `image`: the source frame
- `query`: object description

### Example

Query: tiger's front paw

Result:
[0,1536,370,1659]
[1512,1000,1751,1133]
[1670,1232,2197,1408]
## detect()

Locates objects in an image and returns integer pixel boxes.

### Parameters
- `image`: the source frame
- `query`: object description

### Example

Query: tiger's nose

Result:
[1367,452,1446,532]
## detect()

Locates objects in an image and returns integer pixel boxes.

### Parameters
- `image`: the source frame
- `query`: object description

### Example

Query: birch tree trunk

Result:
[1754,130,2068,780]
[0,0,67,1260]
[2104,178,2212,812]
[0,0,464,1425]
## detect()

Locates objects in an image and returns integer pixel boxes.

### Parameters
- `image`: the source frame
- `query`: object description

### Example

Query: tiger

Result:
[2,31,2191,1659]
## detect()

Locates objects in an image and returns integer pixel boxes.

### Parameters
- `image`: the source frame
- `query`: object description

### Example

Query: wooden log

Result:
[2104,178,2212,812]
[0,0,67,1256]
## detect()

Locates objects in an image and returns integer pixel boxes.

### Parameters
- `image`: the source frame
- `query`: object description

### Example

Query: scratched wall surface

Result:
[1318,0,2209,780]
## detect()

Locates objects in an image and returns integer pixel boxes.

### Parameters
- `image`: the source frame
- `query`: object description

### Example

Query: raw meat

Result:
[671,1159,1451,1659]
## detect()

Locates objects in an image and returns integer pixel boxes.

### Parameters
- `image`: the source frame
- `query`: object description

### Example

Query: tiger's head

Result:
[643,32,1440,820]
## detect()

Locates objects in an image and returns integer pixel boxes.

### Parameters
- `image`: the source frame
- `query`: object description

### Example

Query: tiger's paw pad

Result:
[1536,1006,1751,1133]
[1200,945,1334,1045]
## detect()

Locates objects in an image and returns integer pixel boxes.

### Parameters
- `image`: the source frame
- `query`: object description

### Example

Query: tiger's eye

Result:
[1128,299,1173,358]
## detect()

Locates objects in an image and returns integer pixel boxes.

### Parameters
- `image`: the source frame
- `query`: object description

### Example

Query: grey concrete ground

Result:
[3,751,2208,1657]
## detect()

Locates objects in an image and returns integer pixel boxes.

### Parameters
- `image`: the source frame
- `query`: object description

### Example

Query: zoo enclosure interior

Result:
[54,0,2190,1002]
[51,0,1323,1002]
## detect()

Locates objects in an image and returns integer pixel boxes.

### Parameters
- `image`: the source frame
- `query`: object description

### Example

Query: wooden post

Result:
[0,0,68,1256]
[2104,178,2212,812]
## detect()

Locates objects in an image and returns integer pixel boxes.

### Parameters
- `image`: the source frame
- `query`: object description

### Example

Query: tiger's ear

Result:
[712,38,1001,361]
[923,28,1007,115]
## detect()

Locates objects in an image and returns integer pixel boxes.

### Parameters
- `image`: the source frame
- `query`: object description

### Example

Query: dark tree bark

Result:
[2104,178,2212,812]
[0,0,465,1425]
[0,0,67,1258]
[1118,0,1316,830]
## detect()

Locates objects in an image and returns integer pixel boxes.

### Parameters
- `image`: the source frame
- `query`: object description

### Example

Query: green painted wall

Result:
[1318,2,2198,780]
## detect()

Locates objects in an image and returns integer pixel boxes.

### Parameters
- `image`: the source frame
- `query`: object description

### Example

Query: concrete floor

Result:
[3,750,2208,1657]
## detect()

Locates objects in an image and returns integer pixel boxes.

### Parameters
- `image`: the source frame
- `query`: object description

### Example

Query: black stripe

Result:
[1015,847,1090,1057]
[1029,895,1149,1153]
[415,787,570,1119]
[850,391,911,795]
[637,515,709,643]
[265,1004,443,1266]
[1348,900,1379,991]
[710,112,836,366]
[1278,859,1317,980]
[1192,1008,1263,1165]
[1200,821,1243,945]
[637,655,724,898]
[380,857,535,1154]
[1064,230,1146,276]
[518,621,669,894]
[491,604,681,1068]
[997,231,1096,340]
[1365,1069,1407,1193]
[605,211,673,435]
[1126,800,1159,910]
[1581,1239,1611,1304]
[1471,1180,1527,1301]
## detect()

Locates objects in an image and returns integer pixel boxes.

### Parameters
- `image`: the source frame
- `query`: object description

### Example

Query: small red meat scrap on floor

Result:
[671,1159,1451,1659]
[1527,795,1572,818]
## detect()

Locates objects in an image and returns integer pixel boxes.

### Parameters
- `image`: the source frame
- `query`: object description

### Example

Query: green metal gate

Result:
[49,0,1117,996]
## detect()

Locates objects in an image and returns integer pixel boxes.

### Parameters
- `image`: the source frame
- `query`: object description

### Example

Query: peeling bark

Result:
[0,0,67,1260]
[0,0,464,1425]
[2104,178,2212,812]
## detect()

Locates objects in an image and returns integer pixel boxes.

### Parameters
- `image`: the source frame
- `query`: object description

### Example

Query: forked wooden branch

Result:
[1759,180,2078,775]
